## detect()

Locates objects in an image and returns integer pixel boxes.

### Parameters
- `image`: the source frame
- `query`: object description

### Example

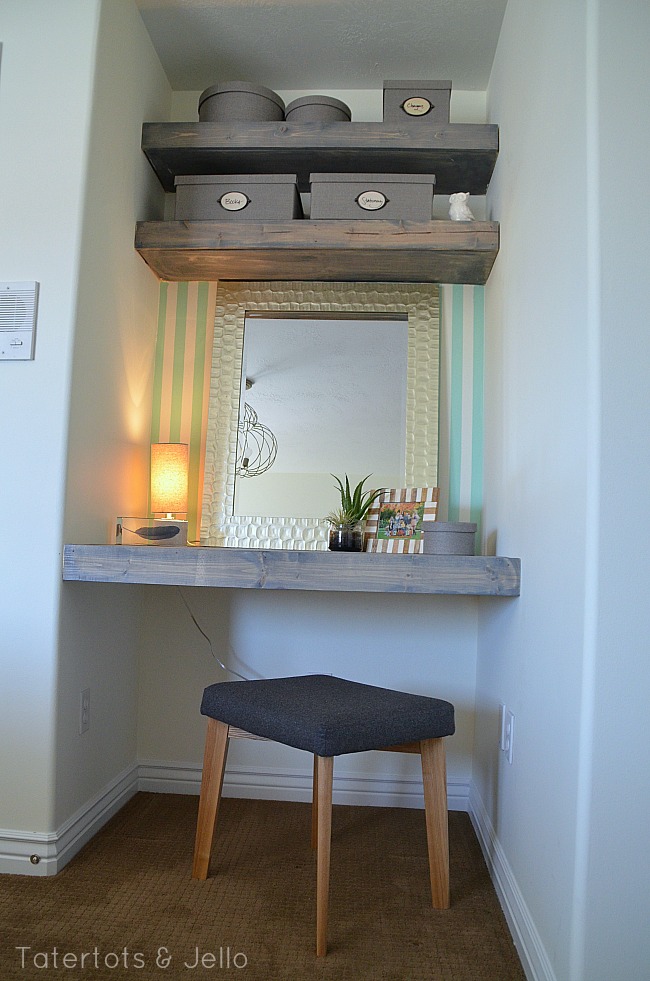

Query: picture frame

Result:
[365,487,439,553]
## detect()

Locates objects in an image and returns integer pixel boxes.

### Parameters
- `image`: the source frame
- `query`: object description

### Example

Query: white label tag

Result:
[356,190,387,211]
[402,97,432,116]
[219,191,249,212]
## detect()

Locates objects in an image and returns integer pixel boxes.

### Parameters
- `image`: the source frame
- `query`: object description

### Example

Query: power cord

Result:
[176,585,250,681]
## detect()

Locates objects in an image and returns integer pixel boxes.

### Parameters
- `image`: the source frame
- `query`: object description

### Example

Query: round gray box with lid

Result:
[421,521,477,555]
[198,81,285,122]
[285,95,351,123]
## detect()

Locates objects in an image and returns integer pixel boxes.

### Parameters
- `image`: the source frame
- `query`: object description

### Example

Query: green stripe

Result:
[150,282,168,444]
[470,287,485,547]
[436,286,442,488]
[188,283,211,540]
[448,285,464,522]
[169,282,188,441]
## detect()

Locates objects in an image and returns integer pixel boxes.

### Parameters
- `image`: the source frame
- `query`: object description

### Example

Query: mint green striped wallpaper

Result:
[439,284,485,545]
[151,281,485,548]
[149,281,217,540]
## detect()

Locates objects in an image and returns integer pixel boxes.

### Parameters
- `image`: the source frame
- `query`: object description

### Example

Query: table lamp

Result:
[116,443,189,546]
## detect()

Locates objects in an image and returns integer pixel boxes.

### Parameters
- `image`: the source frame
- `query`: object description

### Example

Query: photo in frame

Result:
[365,487,439,553]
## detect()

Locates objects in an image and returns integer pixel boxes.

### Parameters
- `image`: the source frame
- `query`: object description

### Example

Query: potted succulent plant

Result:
[325,474,385,552]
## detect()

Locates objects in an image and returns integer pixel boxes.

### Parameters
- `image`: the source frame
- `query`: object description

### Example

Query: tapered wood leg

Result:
[311,754,318,850]
[420,737,450,909]
[192,719,229,880]
[315,755,333,957]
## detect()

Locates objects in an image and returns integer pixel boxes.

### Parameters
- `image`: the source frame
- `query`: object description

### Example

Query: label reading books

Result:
[356,190,387,211]
[402,97,432,116]
[219,191,249,211]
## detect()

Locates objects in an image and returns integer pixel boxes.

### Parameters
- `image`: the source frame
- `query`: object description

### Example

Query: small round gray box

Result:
[285,95,351,123]
[422,521,477,555]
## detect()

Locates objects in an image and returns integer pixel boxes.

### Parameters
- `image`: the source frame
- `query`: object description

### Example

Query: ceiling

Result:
[135,0,507,92]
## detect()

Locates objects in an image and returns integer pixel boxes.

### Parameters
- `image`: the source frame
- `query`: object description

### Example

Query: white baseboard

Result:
[138,759,470,812]
[0,760,467,878]
[0,765,139,877]
[468,782,556,981]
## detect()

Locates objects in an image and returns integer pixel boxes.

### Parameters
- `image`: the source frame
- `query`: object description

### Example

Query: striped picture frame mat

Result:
[365,487,439,553]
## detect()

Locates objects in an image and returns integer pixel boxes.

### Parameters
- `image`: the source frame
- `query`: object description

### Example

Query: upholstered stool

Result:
[192,674,455,956]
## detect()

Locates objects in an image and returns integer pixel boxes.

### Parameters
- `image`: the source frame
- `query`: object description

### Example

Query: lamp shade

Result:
[150,443,189,514]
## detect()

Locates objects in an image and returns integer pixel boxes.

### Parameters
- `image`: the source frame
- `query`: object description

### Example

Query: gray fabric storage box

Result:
[198,81,285,122]
[421,521,477,555]
[383,80,452,125]
[285,95,351,123]
[309,173,435,221]
[174,174,303,221]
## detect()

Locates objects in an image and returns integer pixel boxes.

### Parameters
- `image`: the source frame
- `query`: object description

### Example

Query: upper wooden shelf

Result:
[63,545,521,597]
[135,218,499,284]
[141,121,499,195]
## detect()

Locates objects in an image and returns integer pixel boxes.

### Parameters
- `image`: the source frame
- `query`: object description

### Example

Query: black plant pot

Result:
[328,523,364,552]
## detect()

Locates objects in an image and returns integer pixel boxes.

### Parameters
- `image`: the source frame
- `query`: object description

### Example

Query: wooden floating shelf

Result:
[142,121,499,195]
[63,545,521,597]
[135,219,499,284]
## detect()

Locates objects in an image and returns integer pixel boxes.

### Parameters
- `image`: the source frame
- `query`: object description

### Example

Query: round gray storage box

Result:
[198,81,285,122]
[285,95,351,123]
[422,521,477,555]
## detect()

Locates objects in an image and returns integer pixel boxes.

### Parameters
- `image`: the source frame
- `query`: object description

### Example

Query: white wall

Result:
[582,2,650,978]
[0,0,170,852]
[137,586,479,807]
[479,1,650,979]
[0,0,102,834]
[56,0,171,827]
[480,0,592,977]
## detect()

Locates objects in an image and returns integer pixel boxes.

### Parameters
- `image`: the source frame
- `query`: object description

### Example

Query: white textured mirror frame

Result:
[200,282,439,548]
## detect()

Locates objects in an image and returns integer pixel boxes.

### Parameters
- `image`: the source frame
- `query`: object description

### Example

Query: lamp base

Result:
[115,517,188,546]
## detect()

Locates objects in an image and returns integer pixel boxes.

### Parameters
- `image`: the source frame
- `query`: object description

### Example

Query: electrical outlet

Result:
[79,689,90,734]
[503,708,515,764]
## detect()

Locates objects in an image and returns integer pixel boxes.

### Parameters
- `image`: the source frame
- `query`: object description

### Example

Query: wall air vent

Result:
[0,281,39,361]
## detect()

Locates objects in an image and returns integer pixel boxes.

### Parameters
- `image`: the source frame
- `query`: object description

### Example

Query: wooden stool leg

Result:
[192,719,229,880]
[315,755,333,957]
[420,737,450,909]
[311,754,319,849]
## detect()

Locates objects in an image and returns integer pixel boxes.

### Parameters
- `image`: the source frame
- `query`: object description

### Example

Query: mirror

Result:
[200,282,440,548]
[235,314,409,519]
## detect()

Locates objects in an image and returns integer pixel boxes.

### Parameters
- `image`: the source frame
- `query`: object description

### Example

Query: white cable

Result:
[176,585,250,681]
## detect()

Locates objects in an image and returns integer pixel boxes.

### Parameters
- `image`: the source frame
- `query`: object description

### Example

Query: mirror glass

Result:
[235,315,409,519]
[200,282,439,548]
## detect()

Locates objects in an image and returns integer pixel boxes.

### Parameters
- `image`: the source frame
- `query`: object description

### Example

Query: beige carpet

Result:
[0,793,525,980]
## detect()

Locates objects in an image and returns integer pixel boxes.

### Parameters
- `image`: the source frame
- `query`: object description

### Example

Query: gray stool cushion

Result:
[200,675,455,757]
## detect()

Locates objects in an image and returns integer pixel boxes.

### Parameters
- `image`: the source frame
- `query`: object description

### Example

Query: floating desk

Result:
[63,545,520,597]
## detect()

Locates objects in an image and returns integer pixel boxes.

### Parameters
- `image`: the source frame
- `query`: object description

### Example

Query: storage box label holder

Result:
[402,96,432,116]
[220,191,249,212]
[356,190,388,211]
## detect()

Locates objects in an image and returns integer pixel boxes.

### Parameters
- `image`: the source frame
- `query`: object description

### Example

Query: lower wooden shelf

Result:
[134,219,499,284]
[63,545,521,596]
